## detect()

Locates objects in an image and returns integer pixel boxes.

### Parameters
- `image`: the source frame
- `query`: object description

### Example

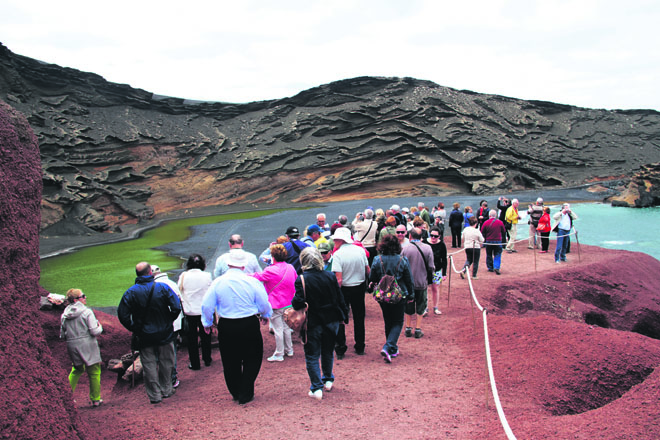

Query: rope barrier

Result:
[442,225,581,440]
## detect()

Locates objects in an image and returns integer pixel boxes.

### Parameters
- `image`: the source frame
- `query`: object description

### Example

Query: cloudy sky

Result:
[2,0,659,110]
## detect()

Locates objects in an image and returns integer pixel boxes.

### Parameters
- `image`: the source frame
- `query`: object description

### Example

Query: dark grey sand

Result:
[42,187,605,262]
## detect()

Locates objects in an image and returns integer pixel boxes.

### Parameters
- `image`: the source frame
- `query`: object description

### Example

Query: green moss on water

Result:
[39,209,282,308]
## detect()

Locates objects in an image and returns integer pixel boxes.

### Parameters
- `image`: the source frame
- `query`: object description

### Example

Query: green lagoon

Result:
[39,209,281,307]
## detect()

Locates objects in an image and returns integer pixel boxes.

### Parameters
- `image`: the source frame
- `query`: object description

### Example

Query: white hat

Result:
[390,204,400,211]
[150,265,161,274]
[226,249,249,267]
[332,227,354,244]
[536,197,544,204]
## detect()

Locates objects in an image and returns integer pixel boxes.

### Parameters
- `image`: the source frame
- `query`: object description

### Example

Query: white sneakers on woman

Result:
[308,389,323,400]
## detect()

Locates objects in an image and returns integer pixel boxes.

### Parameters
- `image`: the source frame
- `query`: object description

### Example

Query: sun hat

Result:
[332,227,354,244]
[226,249,249,267]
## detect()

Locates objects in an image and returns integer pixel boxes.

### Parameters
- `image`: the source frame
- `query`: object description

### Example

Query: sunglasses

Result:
[78,294,86,299]
[396,231,406,235]
[430,234,440,238]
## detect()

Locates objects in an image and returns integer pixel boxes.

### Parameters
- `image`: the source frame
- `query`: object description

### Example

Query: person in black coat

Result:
[448,203,464,248]
[292,247,348,400]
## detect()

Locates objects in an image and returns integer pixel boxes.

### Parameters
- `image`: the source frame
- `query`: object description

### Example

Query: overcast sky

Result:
[2,0,659,110]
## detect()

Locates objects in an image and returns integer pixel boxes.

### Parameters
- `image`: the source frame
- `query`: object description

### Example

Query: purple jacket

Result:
[481,218,506,242]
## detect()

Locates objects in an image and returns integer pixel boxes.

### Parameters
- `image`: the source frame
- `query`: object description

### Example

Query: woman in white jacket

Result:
[178,254,213,370]
[60,288,103,407]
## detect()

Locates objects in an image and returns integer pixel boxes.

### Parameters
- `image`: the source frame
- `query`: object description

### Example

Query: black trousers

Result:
[217,315,263,404]
[185,315,212,370]
[335,283,366,354]
[451,226,462,248]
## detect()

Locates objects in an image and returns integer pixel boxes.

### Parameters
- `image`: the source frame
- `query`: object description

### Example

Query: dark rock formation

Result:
[608,162,660,207]
[0,100,88,438]
[2,43,660,233]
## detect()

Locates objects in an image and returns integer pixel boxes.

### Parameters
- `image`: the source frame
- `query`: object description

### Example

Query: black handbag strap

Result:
[412,242,431,271]
[359,221,374,243]
[135,282,156,334]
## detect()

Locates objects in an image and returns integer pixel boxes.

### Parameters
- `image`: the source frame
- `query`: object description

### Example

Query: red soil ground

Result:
[38,242,660,440]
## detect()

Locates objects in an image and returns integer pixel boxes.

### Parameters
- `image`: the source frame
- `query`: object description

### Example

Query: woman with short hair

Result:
[251,244,298,362]
[369,234,414,363]
[60,288,103,407]
[178,254,213,370]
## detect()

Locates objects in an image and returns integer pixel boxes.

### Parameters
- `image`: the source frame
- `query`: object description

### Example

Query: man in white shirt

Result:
[332,227,369,358]
[213,234,262,278]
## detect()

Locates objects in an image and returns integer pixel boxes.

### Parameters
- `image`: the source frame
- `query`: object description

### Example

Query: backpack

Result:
[372,257,404,304]
[530,207,543,227]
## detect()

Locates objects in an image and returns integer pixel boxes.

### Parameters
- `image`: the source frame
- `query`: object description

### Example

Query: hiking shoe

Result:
[389,350,399,358]
[267,355,284,362]
[405,327,413,338]
[91,399,103,408]
[494,269,501,275]
[308,389,323,401]
[434,307,442,315]
[381,349,392,363]
[414,329,424,339]
[285,351,294,357]
[172,379,180,389]
[324,381,333,392]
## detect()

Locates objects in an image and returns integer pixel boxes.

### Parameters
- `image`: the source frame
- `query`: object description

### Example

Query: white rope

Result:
[448,254,516,440]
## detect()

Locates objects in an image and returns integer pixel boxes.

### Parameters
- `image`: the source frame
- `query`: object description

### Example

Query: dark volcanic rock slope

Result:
[2,43,660,232]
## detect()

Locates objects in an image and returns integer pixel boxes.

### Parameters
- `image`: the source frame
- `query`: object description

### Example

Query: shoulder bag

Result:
[412,242,434,284]
[283,275,308,343]
[131,282,156,352]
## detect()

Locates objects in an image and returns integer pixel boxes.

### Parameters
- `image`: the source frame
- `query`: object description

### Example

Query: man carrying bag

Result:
[118,261,181,404]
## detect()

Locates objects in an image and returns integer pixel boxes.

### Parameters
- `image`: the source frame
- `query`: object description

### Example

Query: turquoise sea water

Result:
[524,203,660,261]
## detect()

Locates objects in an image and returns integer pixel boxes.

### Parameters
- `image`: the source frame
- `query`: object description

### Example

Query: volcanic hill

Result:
[1,43,660,234]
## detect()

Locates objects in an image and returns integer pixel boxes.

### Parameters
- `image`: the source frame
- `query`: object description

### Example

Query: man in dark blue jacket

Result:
[118,261,181,404]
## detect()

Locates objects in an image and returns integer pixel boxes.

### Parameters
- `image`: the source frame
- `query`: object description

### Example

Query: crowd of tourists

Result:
[60,198,578,406]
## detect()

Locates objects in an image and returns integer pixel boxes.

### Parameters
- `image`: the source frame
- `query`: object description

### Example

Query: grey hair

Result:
[364,208,374,219]
[299,247,324,272]
[489,209,497,218]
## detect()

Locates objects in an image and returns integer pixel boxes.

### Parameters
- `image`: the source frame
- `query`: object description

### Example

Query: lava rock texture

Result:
[2,43,660,233]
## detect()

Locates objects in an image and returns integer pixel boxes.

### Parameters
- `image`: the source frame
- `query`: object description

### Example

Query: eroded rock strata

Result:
[2,43,660,233]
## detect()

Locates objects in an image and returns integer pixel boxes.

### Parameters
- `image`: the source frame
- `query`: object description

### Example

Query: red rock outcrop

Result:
[0,100,89,439]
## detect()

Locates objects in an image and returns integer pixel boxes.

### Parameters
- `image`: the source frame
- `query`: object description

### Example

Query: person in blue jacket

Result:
[118,261,181,404]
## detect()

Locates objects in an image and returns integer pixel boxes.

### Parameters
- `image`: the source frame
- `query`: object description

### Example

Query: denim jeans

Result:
[379,302,405,354]
[555,228,570,262]
[484,241,502,270]
[304,321,340,392]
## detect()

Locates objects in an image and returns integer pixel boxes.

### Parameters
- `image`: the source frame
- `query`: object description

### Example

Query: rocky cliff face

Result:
[2,43,660,233]
[0,100,88,438]
[608,162,660,207]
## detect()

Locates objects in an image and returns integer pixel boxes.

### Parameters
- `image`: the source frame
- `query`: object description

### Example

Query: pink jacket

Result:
[251,261,297,309]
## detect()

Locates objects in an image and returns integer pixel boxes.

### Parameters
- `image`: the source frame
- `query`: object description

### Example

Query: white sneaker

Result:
[324,381,333,391]
[267,355,284,362]
[308,389,323,400]
[285,351,294,357]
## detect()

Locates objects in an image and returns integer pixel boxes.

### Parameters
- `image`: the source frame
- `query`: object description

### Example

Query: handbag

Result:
[372,257,404,304]
[131,282,156,351]
[283,275,308,342]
